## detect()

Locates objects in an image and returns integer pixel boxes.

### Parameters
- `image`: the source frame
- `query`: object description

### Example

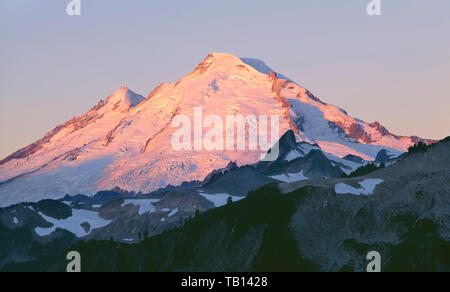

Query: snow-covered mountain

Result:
[0,53,433,207]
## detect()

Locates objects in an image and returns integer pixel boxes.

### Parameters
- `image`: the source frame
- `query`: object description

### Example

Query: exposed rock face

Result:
[375,149,393,162]
[34,200,72,220]
[254,130,302,174]
[202,165,276,196]
[277,129,298,153]
[202,161,239,186]
[345,123,372,143]
[80,222,91,233]
[369,121,392,137]
[343,154,365,164]
[283,150,345,179]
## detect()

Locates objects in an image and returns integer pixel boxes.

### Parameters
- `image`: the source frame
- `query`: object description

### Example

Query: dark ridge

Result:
[61,188,138,205]
[291,149,344,179]
[202,161,239,186]
[375,149,395,162]
[342,163,385,178]
[343,154,365,164]
[407,136,450,155]
[52,185,319,272]
[34,200,72,220]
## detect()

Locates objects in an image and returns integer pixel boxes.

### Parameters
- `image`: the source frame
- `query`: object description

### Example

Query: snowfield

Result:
[0,53,426,207]
[168,208,179,217]
[121,199,160,215]
[197,192,245,207]
[285,150,303,162]
[35,209,112,238]
[335,179,384,196]
[269,170,309,183]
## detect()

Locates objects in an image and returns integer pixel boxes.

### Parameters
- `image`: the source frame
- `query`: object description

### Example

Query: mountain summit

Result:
[106,86,145,111]
[0,53,433,206]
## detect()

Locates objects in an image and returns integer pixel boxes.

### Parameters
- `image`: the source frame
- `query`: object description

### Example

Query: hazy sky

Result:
[1,0,449,159]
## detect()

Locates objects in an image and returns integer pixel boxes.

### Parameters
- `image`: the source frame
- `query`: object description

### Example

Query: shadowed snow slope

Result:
[0,53,434,207]
[335,179,384,196]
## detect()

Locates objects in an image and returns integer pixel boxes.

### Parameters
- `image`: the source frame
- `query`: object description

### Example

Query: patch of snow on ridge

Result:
[335,179,384,196]
[335,183,363,196]
[358,179,384,194]
[121,199,160,215]
[34,209,112,238]
[198,193,245,207]
[321,151,365,174]
[168,208,179,217]
[285,150,302,162]
[269,170,309,183]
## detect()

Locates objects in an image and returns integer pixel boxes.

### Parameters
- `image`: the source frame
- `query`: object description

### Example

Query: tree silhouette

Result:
[343,163,385,178]
[408,141,428,154]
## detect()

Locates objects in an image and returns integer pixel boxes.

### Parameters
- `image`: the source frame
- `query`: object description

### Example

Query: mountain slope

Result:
[0,53,434,207]
[4,137,447,272]
[54,137,450,272]
[1,136,448,272]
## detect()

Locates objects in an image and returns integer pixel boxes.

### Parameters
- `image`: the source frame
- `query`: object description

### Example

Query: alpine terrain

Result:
[0,53,447,272]
[0,53,434,207]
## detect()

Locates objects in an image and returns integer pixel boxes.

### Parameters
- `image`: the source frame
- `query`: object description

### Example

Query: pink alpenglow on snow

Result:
[0,53,434,207]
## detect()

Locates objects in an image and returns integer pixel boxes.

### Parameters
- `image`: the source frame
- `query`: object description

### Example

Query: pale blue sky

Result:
[1,0,449,159]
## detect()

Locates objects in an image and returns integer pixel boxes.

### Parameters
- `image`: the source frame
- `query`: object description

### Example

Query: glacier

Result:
[0,53,433,207]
